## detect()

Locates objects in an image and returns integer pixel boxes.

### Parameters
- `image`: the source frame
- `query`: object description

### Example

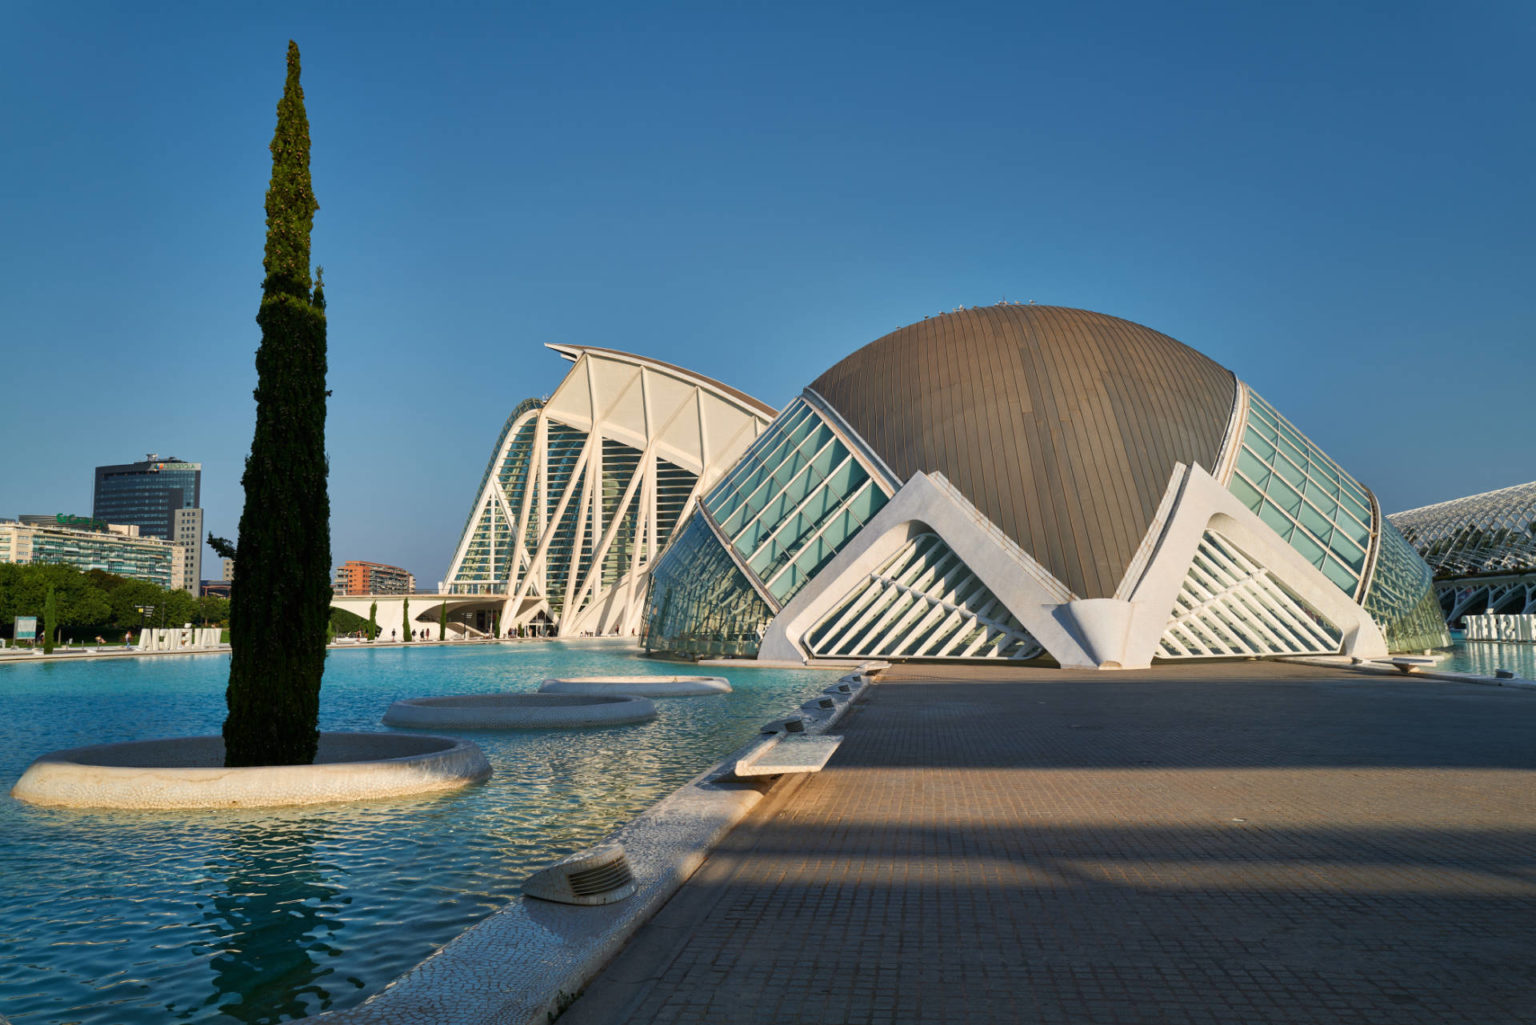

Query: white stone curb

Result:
[303,667,878,1025]
[540,676,732,697]
[383,693,658,728]
[9,733,491,810]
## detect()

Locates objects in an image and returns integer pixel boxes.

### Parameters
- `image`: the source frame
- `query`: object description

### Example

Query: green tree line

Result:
[0,563,230,643]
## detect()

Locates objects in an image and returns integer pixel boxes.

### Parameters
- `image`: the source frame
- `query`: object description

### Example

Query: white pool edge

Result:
[303,667,876,1025]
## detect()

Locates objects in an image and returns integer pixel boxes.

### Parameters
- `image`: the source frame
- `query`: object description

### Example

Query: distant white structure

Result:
[441,345,776,637]
[1391,480,1536,623]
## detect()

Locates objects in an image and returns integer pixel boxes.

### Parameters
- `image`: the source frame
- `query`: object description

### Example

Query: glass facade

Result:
[92,458,201,541]
[703,399,891,606]
[452,398,543,578]
[0,523,173,587]
[643,514,775,658]
[1227,390,1373,597]
[1360,519,1452,650]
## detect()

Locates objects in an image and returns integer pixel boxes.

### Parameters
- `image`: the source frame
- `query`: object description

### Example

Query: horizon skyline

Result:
[4,2,1532,585]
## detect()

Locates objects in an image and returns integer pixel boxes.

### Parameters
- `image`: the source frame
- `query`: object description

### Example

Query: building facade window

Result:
[703,398,891,606]
[1227,389,1373,597]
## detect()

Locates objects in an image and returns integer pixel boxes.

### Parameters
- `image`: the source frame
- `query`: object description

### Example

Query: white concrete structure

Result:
[329,593,519,641]
[10,733,491,810]
[1391,480,1536,623]
[382,693,657,729]
[442,345,776,637]
[646,305,1447,669]
[539,676,731,697]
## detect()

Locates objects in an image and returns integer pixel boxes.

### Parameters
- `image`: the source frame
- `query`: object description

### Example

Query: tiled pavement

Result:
[558,662,1536,1024]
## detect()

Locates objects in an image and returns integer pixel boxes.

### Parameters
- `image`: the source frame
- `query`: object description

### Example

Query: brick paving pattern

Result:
[559,662,1536,1024]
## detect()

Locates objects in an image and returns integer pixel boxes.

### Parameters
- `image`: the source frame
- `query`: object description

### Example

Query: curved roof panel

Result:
[808,305,1237,599]
[547,344,777,418]
[1389,480,1536,578]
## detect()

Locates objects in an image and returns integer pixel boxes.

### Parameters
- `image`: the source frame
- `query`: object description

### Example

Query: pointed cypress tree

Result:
[402,597,411,642]
[223,41,330,767]
[439,601,448,641]
[43,585,57,655]
[368,600,378,640]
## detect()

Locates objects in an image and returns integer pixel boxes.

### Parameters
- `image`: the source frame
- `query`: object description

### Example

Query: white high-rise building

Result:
[172,508,203,596]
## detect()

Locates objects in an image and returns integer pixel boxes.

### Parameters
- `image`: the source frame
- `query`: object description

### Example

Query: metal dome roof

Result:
[808,304,1238,599]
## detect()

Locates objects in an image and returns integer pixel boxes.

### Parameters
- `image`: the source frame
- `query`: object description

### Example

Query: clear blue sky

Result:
[3,1,1531,587]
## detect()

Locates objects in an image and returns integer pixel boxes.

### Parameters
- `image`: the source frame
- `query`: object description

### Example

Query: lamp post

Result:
[135,604,155,647]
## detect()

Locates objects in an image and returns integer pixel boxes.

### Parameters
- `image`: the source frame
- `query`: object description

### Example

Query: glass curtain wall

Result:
[702,398,891,606]
[644,514,775,657]
[1227,389,1373,597]
[1361,520,1452,651]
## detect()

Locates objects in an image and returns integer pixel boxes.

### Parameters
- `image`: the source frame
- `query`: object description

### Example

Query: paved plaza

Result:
[560,662,1536,1025]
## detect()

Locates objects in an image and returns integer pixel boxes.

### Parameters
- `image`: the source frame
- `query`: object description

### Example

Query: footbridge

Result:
[330,594,547,641]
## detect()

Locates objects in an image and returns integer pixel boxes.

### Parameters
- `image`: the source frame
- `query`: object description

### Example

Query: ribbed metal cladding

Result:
[808,305,1237,600]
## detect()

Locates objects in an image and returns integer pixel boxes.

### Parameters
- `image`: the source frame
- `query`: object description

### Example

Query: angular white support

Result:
[759,472,1096,667]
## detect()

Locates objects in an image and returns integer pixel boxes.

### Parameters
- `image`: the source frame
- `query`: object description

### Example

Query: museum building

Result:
[641,304,1448,669]
[1391,480,1536,624]
[441,345,776,637]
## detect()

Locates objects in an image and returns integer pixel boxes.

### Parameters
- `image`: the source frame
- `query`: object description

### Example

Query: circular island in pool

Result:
[383,692,658,729]
[539,675,732,698]
[9,732,492,810]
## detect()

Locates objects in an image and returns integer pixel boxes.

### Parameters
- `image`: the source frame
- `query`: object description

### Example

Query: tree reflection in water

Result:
[188,823,357,1023]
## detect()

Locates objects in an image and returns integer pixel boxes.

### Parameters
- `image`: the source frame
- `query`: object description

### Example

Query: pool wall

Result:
[303,669,875,1025]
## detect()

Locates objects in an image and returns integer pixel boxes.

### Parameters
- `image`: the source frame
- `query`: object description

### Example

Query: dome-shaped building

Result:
[643,304,1447,668]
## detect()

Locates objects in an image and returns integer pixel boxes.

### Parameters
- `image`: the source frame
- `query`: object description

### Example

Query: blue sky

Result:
[2,1,1531,586]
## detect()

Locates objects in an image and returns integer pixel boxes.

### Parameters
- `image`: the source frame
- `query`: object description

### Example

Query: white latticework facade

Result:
[1390,481,1536,622]
[443,346,773,636]
[805,533,1042,660]
[1158,531,1342,658]
[1390,481,1536,579]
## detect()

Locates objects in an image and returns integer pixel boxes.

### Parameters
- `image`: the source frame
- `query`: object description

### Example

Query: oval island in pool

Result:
[383,692,658,729]
[9,732,492,810]
[539,675,732,697]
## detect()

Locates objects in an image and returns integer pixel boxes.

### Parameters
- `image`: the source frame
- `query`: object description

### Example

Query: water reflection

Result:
[187,824,354,1023]
[1443,640,1536,680]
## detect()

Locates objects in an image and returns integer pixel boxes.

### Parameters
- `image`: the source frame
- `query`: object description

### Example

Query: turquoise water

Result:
[1435,635,1536,680]
[0,641,838,1024]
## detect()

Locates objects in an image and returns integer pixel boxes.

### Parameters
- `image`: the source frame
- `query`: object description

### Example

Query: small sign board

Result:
[14,615,38,641]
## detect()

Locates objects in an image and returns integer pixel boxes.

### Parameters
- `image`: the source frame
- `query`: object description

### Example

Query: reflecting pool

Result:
[1435,634,1536,680]
[0,641,838,1024]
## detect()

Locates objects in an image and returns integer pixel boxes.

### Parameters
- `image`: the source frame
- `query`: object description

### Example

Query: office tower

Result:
[93,454,203,594]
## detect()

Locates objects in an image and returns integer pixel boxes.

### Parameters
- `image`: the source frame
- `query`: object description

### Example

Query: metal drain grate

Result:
[524,843,637,906]
[568,857,634,897]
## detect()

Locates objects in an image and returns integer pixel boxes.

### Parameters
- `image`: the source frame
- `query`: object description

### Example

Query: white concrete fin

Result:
[804,532,1044,661]
[588,357,647,447]
[759,472,1092,666]
[1111,462,1387,668]
[544,356,595,431]
[1158,531,1344,658]
[657,389,706,471]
